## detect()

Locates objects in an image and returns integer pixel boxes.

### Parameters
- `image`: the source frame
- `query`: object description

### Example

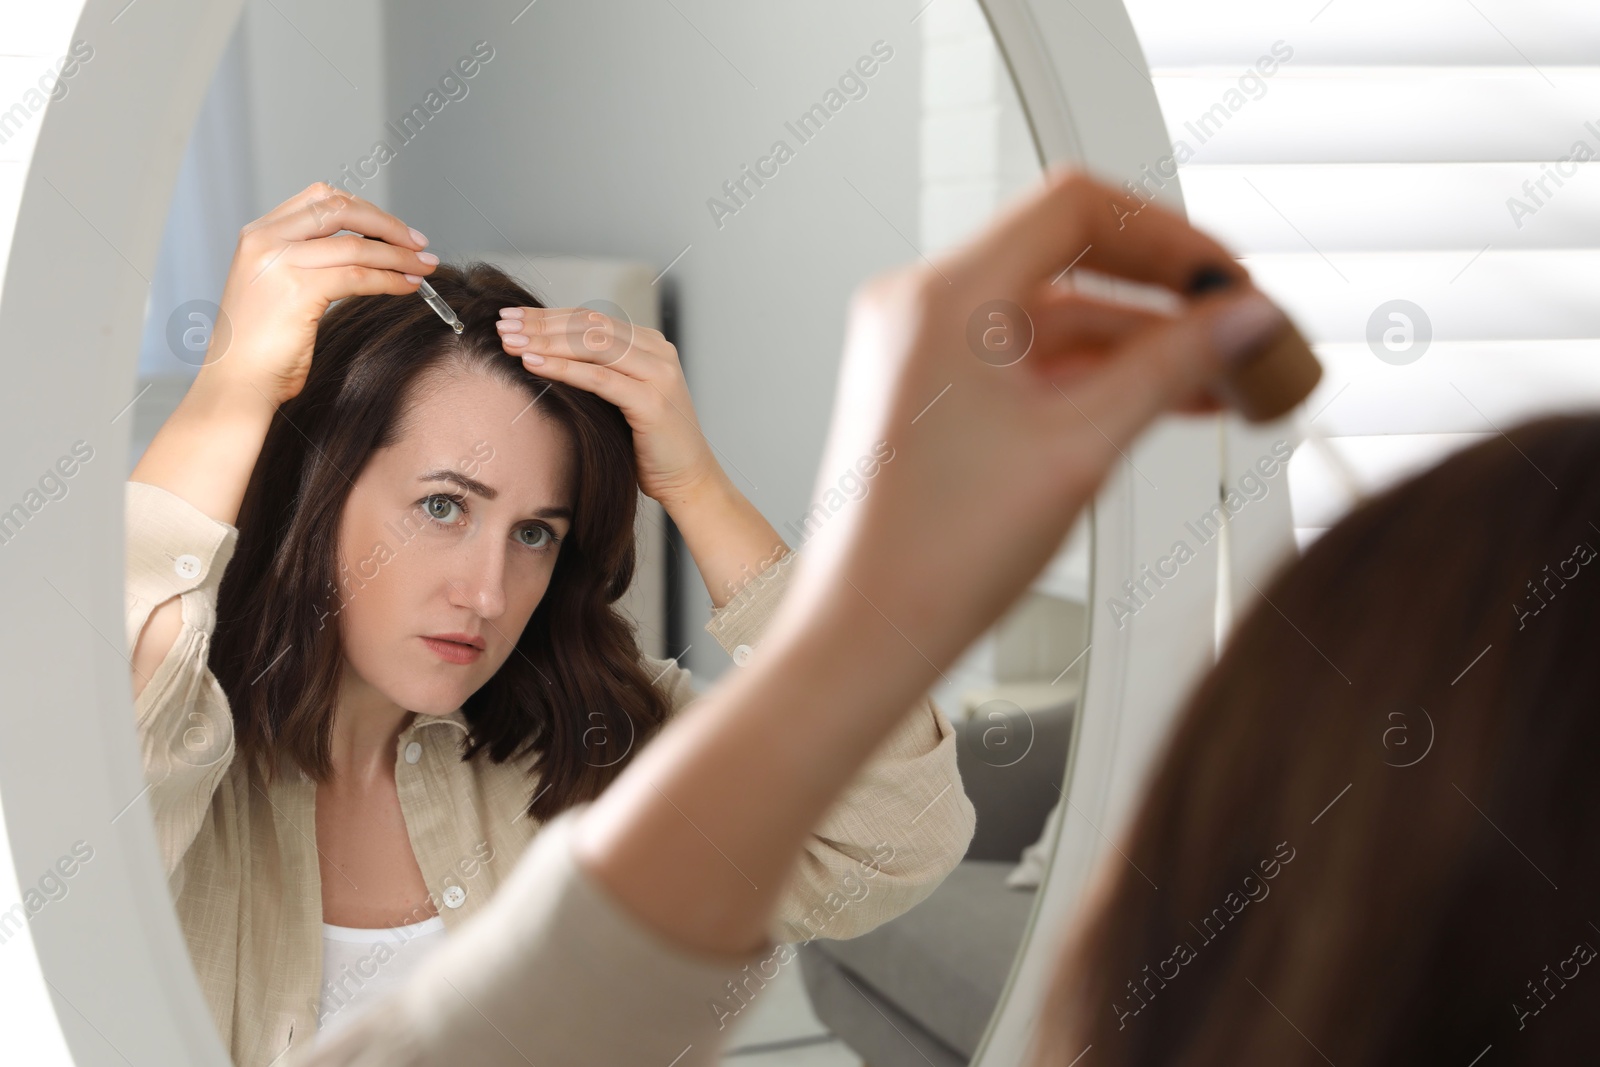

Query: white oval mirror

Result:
[0,2,1207,1064]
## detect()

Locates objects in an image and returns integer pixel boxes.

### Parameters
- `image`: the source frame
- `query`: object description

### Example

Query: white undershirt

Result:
[318,915,448,1037]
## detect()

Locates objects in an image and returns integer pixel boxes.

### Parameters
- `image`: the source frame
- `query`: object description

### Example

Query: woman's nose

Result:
[448,539,508,620]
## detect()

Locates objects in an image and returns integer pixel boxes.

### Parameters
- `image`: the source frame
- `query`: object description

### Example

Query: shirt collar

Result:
[275,709,473,783]
[404,707,471,737]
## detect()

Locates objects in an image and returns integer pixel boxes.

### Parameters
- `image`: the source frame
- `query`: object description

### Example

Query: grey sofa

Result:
[798,701,1073,1066]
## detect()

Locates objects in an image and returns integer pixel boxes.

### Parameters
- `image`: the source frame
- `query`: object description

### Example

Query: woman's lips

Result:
[420,636,483,665]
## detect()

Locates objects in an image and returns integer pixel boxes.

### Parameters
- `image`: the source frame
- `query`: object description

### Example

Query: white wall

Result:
[919,0,1038,253]
[379,1,924,686]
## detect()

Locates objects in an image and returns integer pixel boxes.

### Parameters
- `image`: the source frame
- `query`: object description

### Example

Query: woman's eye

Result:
[518,525,559,551]
[423,493,464,524]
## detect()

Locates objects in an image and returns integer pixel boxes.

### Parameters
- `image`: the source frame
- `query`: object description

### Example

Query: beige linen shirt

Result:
[125,480,976,1067]
[291,802,837,1067]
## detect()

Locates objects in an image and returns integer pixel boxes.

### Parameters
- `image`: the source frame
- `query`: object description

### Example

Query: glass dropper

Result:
[416,278,465,334]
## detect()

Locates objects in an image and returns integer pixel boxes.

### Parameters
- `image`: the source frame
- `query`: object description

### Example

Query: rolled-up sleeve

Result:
[645,547,977,945]
[124,479,241,882]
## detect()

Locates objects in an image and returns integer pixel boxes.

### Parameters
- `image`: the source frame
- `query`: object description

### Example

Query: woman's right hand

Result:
[774,166,1291,684]
[129,184,435,697]
[199,181,437,407]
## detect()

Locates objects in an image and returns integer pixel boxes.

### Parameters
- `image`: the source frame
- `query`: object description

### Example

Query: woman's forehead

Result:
[380,378,574,500]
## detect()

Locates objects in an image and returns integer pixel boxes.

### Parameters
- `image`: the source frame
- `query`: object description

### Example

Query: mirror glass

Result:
[129,1,1080,1063]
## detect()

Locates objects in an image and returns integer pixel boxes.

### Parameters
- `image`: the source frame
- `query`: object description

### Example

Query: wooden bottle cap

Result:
[1211,319,1323,423]
[1184,268,1322,423]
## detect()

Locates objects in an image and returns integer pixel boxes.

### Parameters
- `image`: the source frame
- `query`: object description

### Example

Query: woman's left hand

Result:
[496,306,719,506]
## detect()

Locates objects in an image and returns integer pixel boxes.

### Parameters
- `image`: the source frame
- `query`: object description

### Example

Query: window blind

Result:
[1121,0,1600,545]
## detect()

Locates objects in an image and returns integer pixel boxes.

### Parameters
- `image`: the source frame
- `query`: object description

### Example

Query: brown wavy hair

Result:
[208,261,671,821]
[1034,413,1600,1065]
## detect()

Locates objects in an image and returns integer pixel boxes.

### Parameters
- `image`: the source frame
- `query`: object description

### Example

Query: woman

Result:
[288,167,1304,1066]
[1036,411,1600,1064]
[125,183,975,1064]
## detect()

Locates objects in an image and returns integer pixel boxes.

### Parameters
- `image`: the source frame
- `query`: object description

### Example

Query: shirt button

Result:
[173,553,202,580]
[442,885,466,909]
[733,643,753,666]
[404,741,422,764]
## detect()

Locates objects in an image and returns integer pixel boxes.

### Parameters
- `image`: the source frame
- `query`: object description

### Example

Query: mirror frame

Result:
[971,2,1228,1062]
[0,1,1226,1062]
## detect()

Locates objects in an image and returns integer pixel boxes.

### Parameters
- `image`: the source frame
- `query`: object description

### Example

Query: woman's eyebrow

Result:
[418,469,573,520]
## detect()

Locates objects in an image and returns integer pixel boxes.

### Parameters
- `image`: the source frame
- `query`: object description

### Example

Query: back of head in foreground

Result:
[1033,412,1600,1065]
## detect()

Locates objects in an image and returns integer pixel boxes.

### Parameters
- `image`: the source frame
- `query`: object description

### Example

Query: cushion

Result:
[802,860,1036,1056]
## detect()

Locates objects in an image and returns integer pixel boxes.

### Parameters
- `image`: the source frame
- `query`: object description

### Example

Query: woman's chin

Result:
[391,682,473,717]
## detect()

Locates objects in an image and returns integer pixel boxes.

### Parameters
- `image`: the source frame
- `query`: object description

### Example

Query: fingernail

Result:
[500,307,525,319]
[504,333,528,346]
[408,227,428,247]
[1212,294,1288,367]
[523,353,545,366]
[403,273,423,284]
[418,251,440,265]
[1187,264,1237,295]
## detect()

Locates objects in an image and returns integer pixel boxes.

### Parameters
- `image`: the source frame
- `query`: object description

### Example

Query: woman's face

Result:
[332,367,575,719]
